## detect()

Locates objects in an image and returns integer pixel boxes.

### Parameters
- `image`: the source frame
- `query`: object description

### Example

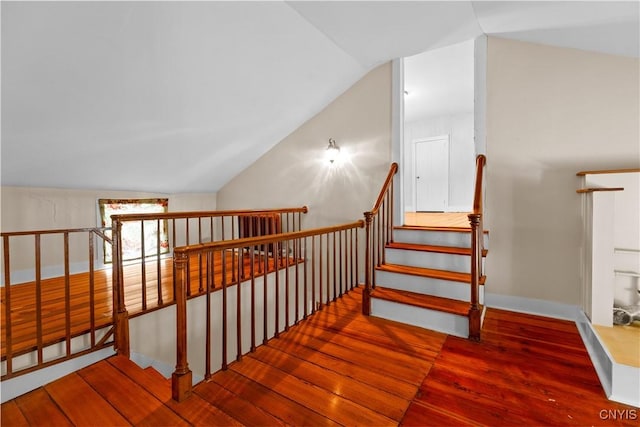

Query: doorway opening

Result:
[401,39,477,228]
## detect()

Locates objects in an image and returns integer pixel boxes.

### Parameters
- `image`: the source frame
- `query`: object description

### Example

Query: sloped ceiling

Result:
[1,1,638,193]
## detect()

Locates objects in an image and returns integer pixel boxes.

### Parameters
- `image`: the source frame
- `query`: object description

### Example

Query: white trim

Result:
[474,35,487,156]
[392,58,404,227]
[484,292,580,321]
[576,311,640,407]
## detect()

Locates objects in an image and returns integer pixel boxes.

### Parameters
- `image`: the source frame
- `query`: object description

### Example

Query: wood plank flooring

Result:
[404,212,471,228]
[1,251,283,359]
[3,287,637,426]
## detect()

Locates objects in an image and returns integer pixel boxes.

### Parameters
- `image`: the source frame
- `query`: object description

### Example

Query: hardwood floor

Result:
[404,212,471,228]
[1,251,283,359]
[2,287,637,426]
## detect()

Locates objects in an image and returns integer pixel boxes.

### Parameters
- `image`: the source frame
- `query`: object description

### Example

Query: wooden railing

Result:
[362,163,399,315]
[110,207,307,357]
[468,154,486,341]
[1,227,114,379]
[0,207,306,379]
[171,220,363,401]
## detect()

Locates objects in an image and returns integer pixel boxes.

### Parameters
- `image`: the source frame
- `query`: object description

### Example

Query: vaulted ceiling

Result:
[2,1,638,193]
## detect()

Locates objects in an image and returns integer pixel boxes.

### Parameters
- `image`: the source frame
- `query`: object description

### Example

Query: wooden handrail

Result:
[110,206,309,359]
[174,221,363,255]
[367,163,398,216]
[110,206,308,222]
[576,168,640,176]
[171,220,364,401]
[363,163,399,315]
[1,227,114,380]
[468,154,486,341]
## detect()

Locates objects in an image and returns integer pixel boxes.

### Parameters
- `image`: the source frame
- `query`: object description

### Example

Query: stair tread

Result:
[108,356,242,426]
[372,287,474,316]
[387,242,488,257]
[377,263,486,285]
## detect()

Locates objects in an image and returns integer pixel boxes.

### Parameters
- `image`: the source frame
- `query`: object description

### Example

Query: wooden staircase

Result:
[370,225,488,338]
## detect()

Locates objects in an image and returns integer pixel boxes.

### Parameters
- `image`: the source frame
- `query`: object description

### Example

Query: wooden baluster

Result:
[250,246,256,352]
[294,237,300,324]
[222,249,228,369]
[141,221,147,310]
[338,230,343,297]
[64,232,71,357]
[284,239,290,331]
[89,232,96,347]
[236,244,242,362]
[231,218,236,282]
[262,239,268,345]
[205,251,212,379]
[172,250,192,402]
[326,233,331,304]
[303,236,308,319]
[319,235,323,310]
[198,218,204,293]
[157,219,163,306]
[171,218,177,301]
[312,235,317,314]
[363,212,373,315]
[274,240,280,338]
[389,181,394,243]
[35,234,43,365]
[185,219,191,297]
[3,236,13,377]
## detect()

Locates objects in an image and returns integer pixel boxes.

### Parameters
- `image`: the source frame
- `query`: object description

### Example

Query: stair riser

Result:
[371,298,469,338]
[375,270,484,304]
[385,248,480,274]
[394,229,489,249]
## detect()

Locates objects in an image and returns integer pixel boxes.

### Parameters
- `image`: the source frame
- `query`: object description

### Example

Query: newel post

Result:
[112,218,130,357]
[468,213,482,342]
[172,250,192,402]
[363,212,374,315]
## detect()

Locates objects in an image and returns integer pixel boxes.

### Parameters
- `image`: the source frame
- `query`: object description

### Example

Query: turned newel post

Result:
[363,211,374,316]
[468,213,482,342]
[172,249,192,402]
[112,217,130,357]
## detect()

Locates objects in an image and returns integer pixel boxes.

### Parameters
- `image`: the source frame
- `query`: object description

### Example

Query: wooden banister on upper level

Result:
[0,206,308,380]
[468,154,486,341]
[363,162,399,316]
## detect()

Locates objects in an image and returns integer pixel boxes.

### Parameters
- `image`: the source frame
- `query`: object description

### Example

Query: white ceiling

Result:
[1,1,638,193]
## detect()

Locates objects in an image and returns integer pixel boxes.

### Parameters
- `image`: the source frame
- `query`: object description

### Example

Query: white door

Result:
[415,137,449,212]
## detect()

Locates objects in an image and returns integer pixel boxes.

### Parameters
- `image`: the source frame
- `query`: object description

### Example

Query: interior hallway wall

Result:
[216,62,392,230]
[485,37,640,306]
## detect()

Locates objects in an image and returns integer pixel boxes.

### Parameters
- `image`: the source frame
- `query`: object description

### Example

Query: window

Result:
[99,198,169,263]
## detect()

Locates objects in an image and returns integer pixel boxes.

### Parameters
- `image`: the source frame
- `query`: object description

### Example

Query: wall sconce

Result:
[326,138,340,164]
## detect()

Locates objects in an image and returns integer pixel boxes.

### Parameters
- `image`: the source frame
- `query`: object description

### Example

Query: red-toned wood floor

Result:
[2,287,637,426]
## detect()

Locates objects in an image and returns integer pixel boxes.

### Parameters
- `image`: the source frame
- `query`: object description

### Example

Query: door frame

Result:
[413,135,450,212]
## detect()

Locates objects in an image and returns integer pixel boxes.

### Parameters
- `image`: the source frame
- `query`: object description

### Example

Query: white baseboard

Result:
[484,292,580,321]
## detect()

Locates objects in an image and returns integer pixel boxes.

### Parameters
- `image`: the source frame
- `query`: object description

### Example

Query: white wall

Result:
[216,63,392,230]
[403,113,475,212]
[485,37,640,305]
[0,186,216,281]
